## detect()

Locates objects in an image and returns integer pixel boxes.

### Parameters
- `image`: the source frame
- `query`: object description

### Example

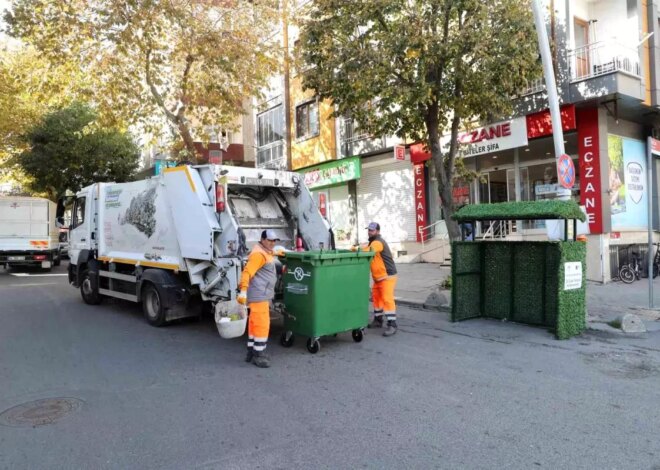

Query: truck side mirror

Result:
[56,198,65,219]
[56,216,65,228]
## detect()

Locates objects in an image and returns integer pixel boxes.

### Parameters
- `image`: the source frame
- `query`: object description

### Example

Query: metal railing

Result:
[418,220,449,247]
[520,77,546,96]
[339,117,387,158]
[480,220,512,240]
[568,40,641,82]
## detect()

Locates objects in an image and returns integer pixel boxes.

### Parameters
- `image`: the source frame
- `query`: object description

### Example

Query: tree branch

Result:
[144,48,176,123]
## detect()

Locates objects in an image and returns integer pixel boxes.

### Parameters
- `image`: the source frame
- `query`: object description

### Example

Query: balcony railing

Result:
[256,141,286,170]
[568,40,641,82]
[520,77,546,96]
[339,117,387,158]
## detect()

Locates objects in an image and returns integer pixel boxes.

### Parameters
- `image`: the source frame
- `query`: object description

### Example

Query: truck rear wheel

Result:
[80,270,102,305]
[53,250,61,267]
[142,283,167,327]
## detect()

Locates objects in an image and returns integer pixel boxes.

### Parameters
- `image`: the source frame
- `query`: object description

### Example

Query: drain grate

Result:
[0,398,84,427]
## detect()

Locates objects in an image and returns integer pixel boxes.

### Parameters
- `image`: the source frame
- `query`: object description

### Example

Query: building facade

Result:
[253,0,660,277]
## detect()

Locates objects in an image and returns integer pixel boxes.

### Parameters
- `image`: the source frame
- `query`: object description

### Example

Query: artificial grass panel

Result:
[482,243,513,320]
[452,200,586,222]
[513,243,547,325]
[451,240,586,339]
[451,242,482,322]
[556,242,587,339]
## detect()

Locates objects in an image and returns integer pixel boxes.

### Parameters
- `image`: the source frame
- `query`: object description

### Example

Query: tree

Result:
[6,0,280,161]
[0,46,93,189]
[18,103,140,199]
[299,0,541,239]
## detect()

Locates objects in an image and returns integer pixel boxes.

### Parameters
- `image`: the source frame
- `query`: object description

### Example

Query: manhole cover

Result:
[0,398,84,427]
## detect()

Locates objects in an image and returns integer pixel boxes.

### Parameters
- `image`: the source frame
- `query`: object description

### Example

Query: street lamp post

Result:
[531,0,571,201]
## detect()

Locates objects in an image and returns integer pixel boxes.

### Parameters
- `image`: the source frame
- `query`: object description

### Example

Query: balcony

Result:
[568,40,641,82]
[339,117,387,158]
[256,142,286,170]
[520,77,546,97]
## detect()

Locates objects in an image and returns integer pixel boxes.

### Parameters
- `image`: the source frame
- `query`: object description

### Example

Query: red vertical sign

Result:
[318,193,327,218]
[577,108,603,234]
[414,164,427,242]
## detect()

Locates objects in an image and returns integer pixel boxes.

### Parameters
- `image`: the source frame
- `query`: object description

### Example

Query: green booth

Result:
[451,200,587,340]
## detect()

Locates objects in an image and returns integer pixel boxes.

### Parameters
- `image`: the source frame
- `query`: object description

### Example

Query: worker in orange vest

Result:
[355,222,398,336]
[237,229,281,368]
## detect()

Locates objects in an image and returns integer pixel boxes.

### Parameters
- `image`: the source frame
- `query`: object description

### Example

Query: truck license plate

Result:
[8,256,25,261]
[243,177,275,186]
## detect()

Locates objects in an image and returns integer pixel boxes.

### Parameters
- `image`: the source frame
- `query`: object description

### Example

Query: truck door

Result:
[68,191,93,265]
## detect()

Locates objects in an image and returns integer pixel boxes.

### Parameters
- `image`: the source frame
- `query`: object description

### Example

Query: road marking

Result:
[1,282,60,287]
[9,273,68,277]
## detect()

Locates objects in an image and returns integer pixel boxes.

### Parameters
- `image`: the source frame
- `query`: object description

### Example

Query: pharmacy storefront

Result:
[412,105,660,282]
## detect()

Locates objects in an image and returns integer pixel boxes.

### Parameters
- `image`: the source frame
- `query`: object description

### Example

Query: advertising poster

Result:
[608,135,648,230]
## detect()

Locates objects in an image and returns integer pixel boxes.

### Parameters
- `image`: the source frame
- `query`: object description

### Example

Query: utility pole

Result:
[531,0,571,201]
[282,0,292,171]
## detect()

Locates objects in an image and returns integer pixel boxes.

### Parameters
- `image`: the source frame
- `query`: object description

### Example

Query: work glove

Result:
[350,245,359,252]
[237,290,247,305]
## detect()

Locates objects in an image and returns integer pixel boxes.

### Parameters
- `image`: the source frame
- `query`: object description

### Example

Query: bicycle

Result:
[619,244,660,284]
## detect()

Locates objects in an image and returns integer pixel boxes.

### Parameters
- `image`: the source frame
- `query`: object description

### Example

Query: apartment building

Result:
[254,0,660,275]
[413,0,660,282]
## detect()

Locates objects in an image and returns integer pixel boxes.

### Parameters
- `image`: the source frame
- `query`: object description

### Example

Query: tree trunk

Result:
[173,117,199,163]
[425,107,461,241]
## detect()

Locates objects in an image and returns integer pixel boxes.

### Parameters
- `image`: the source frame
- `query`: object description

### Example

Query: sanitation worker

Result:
[237,229,281,368]
[354,222,398,336]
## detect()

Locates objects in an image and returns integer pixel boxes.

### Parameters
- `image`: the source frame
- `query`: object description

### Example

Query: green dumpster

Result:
[279,250,375,353]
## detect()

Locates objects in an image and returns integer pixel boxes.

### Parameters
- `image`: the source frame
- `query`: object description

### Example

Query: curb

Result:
[395,297,450,312]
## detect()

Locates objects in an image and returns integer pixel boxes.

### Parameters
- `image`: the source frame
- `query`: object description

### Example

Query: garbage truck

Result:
[60,164,333,331]
[0,196,62,270]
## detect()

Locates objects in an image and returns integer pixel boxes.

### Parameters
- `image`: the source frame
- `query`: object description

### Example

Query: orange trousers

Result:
[372,276,397,314]
[247,301,270,351]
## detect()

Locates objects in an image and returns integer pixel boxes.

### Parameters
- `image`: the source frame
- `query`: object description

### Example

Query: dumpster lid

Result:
[280,250,375,260]
[452,200,586,222]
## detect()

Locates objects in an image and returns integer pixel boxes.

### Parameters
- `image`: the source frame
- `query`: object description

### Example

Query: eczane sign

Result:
[443,117,528,157]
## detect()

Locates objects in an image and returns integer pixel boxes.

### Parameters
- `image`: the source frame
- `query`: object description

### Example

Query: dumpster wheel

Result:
[306,338,321,354]
[351,329,364,343]
[280,331,294,348]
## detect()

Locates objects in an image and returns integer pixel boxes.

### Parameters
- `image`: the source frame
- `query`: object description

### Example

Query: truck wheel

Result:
[80,270,102,305]
[142,283,167,327]
[53,250,61,267]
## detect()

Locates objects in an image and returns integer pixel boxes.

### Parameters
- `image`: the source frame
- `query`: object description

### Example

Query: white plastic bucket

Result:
[216,316,247,339]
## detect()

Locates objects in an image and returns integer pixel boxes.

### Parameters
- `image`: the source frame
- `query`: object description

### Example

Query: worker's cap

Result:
[261,229,280,241]
[366,222,380,231]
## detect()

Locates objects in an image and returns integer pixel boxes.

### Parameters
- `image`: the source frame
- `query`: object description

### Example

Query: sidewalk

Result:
[394,262,660,333]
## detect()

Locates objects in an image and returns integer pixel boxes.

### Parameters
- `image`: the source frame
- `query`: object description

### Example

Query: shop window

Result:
[296,99,320,140]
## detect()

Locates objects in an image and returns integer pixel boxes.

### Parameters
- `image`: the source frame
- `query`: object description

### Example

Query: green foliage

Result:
[6,0,280,158]
[17,103,139,199]
[452,200,586,222]
[299,0,541,239]
[0,46,92,189]
[440,276,452,290]
[451,241,586,340]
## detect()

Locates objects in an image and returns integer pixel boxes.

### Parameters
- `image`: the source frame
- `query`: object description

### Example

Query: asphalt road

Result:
[1,261,660,469]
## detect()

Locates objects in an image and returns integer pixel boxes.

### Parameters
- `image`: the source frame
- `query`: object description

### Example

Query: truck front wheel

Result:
[80,270,102,305]
[142,283,167,327]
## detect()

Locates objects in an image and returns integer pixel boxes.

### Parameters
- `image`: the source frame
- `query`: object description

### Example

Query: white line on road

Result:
[10,273,68,277]
[1,282,60,287]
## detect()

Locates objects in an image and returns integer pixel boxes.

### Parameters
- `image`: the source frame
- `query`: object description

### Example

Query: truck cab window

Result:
[73,197,86,228]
